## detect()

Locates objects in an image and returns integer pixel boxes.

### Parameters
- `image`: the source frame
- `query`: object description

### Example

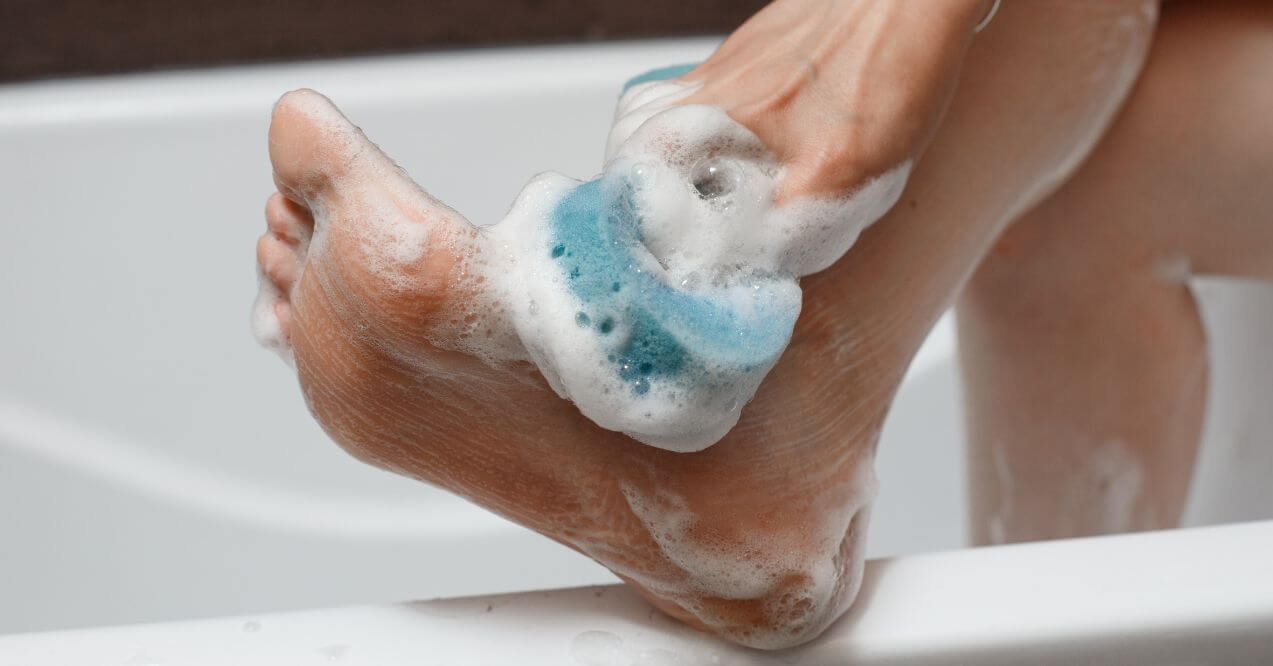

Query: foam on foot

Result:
[252,272,293,363]
[613,467,876,649]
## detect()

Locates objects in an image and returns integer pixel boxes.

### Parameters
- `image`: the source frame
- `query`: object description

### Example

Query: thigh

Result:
[1008,0,1273,281]
[955,0,1273,542]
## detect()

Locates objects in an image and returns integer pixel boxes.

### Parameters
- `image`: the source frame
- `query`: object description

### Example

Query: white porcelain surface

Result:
[2,522,1271,665]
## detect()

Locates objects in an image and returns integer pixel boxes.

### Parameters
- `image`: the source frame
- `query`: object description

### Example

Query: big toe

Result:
[269,88,376,202]
[264,89,514,362]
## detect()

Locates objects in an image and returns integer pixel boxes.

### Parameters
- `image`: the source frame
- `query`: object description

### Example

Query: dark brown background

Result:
[1,0,767,82]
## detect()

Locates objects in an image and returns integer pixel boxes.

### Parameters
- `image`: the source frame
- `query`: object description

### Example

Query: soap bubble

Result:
[691,158,742,200]
[630,162,654,189]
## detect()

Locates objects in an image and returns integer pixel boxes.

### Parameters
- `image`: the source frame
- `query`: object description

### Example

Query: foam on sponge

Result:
[487,70,910,451]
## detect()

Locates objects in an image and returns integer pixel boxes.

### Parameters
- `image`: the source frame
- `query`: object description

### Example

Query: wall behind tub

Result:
[1,0,765,82]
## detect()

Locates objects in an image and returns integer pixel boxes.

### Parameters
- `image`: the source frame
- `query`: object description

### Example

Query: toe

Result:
[268,88,367,201]
[264,88,508,362]
[257,233,300,291]
[265,192,313,245]
[267,88,446,223]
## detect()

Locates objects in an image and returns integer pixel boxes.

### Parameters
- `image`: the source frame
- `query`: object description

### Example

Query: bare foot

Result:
[256,90,877,649]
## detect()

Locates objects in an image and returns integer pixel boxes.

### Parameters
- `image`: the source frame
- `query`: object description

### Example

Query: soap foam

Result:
[252,266,294,365]
[487,73,910,451]
[610,459,877,649]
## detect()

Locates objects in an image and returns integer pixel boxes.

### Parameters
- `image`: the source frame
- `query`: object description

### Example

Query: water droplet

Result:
[242,620,261,633]
[551,243,566,258]
[598,317,615,334]
[318,645,351,661]
[634,378,650,395]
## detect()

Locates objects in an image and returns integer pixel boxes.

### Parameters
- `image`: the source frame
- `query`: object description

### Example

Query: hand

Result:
[683,0,994,200]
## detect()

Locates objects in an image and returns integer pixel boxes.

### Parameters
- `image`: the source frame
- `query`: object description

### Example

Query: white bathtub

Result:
[1,38,1271,660]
